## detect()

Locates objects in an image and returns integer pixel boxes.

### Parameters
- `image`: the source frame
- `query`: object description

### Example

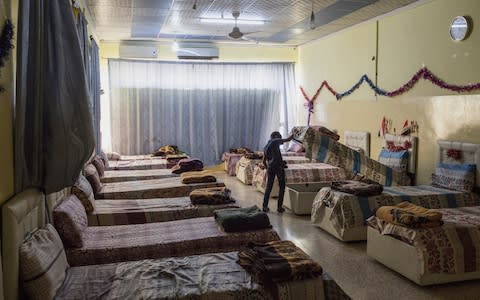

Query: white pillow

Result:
[19,224,69,300]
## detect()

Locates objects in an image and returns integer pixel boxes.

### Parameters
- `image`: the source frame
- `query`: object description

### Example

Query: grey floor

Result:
[219,173,480,300]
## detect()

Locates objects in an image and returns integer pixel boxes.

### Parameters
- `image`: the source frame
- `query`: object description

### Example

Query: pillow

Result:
[19,224,69,300]
[53,195,88,248]
[378,149,409,172]
[107,151,121,161]
[84,164,103,196]
[92,156,105,177]
[287,140,305,153]
[431,163,476,192]
[71,175,95,213]
[99,150,109,165]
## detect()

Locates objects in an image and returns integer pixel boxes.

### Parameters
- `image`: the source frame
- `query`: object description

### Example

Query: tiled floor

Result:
[219,173,480,300]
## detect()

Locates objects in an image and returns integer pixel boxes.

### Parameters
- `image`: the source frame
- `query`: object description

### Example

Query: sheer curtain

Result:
[108,60,296,165]
[14,0,94,194]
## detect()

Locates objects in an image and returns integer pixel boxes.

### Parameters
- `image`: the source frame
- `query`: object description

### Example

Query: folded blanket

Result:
[180,170,213,178]
[376,202,443,228]
[181,174,217,184]
[244,152,263,160]
[331,180,383,196]
[214,206,271,232]
[229,147,254,154]
[190,187,234,205]
[238,240,323,283]
[171,158,204,174]
[153,145,179,156]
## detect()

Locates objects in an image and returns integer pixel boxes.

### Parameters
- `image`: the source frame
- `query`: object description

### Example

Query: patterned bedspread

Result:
[97,177,225,199]
[56,252,326,300]
[252,163,346,193]
[89,197,239,226]
[304,129,411,186]
[368,206,480,276]
[102,169,178,183]
[106,159,176,170]
[312,185,480,232]
[66,217,280,266]
[236,156,314,185]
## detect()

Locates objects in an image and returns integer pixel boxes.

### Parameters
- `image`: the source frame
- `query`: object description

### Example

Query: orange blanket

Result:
[376,202,443,228]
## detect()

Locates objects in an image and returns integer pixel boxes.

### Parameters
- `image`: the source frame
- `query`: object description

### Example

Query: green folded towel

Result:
[214,205,271,232]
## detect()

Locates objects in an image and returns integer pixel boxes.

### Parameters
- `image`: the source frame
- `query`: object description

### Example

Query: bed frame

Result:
[344,131,371,157]
[367,139,480,285]
[383,133,418,177]
[2,188,46,300]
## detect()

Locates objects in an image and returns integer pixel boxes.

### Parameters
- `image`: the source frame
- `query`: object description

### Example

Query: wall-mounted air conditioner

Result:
[176,42,219,60]
[119,44,158,59]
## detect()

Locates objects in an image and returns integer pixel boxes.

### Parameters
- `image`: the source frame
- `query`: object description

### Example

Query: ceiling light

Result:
[200,18,264,25]
[310,1,316,30]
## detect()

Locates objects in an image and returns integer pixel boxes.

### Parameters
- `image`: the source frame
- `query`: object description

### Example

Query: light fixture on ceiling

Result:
[192,0,197,10]
[310,1,315,30]
[200,18,264,25]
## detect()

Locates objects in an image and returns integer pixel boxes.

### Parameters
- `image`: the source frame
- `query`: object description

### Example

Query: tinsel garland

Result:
[0,19,14,93]
[300,66,480,121]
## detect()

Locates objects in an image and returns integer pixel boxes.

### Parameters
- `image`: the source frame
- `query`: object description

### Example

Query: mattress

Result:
[66,217,280,266]
[367,206,480,285]
[101,169,178,183]
[252,163,346,196]
[222,152,245,176]
[89,197,239,226]
[106,158,176,170]
[97,177,225,199]
[236,156,313,185]
[56,252,325,300]
[311,185,480,241]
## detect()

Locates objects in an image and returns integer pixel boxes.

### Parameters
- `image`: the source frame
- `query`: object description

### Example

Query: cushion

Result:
[92,156,105,177]
[19,224,69,300]
[53,195,88,248]
[71,175,95,213]
[287,140,305,153]
[378,149,409,172]
[84,164,103,195]
[431,163,476,192]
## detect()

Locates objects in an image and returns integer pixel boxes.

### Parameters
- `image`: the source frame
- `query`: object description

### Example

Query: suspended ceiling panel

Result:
[87,0,421,45]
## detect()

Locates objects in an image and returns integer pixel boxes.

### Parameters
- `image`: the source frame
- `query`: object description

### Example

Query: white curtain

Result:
[108,59,296,165]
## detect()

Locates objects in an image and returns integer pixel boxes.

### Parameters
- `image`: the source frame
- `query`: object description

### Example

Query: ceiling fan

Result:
[228,11,259,41]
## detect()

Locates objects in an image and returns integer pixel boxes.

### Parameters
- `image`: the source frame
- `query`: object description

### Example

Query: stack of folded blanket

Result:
[171,158,203,174]
[214,206,271,232]
[244,152,263,159]
[331,180,383,196]
[376,202,443,228]
[153,145,180,156]
[180,170,217,184]
[238,240,323,283]
[189,187,234,205]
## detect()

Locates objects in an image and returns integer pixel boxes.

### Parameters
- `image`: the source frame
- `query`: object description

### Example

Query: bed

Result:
[2,189,329,300]
[311,185,480,241]
[101,168,178,183]
[222,152,250,176]
[97,177,225,199]
[106,158,177,170]
[252,163,347,197]
[311,139,480,242]
[367,206,480,285]
[47,194,239,226]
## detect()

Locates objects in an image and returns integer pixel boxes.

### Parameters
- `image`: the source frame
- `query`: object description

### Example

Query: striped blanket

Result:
[89,197,239,226]
[312,185,480,231]
[66,217,280,266]
[368,206,480,275]
[238,240,323,283]
[304,128,411,186]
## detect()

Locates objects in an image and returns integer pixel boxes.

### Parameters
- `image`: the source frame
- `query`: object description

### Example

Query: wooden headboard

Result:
[437,140,480,187]
[383,134,418,175]
[344,131,371,157]
[2,188,46,300]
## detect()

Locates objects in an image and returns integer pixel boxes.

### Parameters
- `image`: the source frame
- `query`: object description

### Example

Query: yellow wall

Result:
[297,0,480,184]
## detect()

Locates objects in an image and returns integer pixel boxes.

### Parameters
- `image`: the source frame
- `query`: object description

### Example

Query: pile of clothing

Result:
[171,158,203,174]
[189,187,234,205]
[375,202,443,228]
[180,170,216,184]
[214,206,271,232]
[237,240,323,283]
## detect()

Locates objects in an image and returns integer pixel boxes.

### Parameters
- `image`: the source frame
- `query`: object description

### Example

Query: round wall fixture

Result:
[450,16,471,41]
